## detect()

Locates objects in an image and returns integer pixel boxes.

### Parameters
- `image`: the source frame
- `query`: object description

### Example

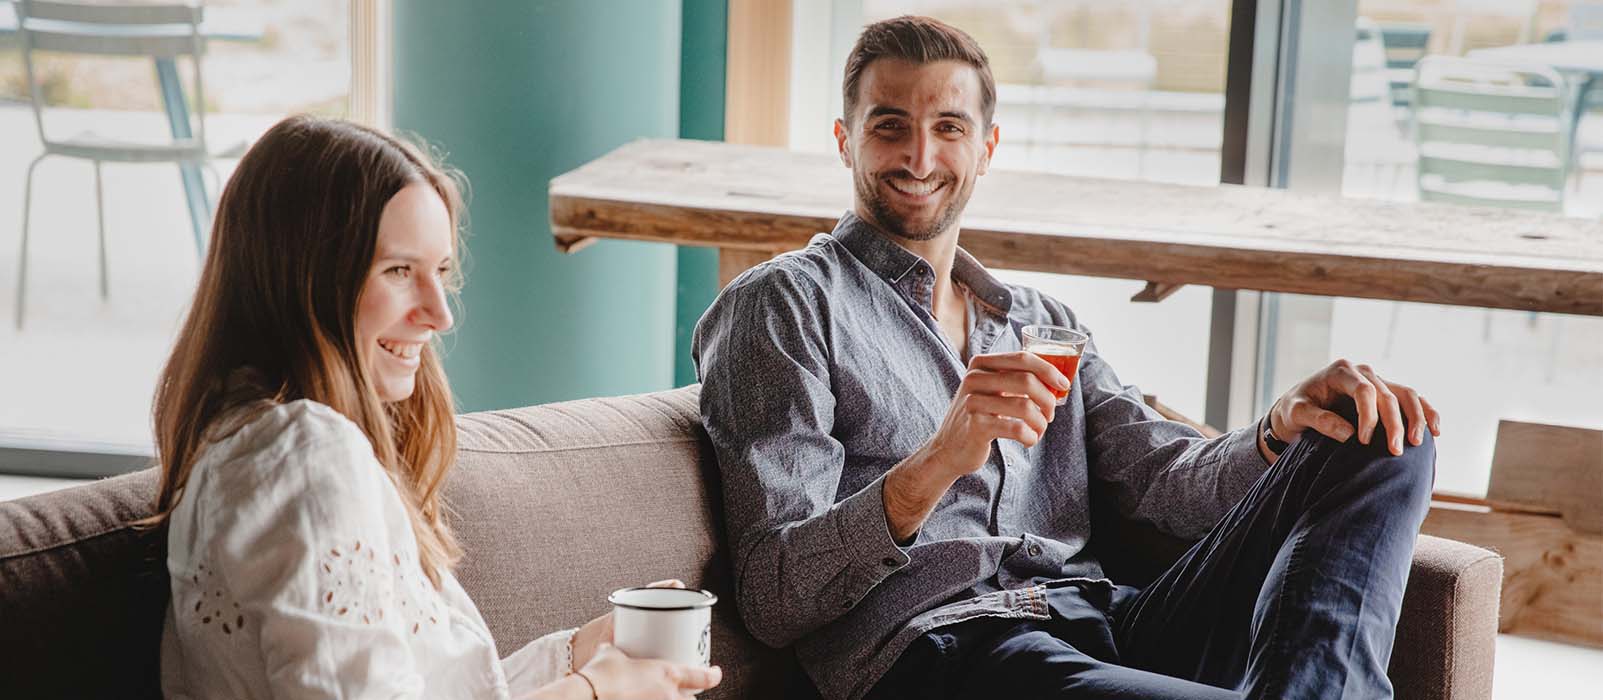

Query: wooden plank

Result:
[1130,281,1185,303]
[1423,503,1603,648]
[1140,394,1221,438]
[725,0,790,147]
[1487,421,1603,535]
[547,140,1603,316]
[718,248,775,287]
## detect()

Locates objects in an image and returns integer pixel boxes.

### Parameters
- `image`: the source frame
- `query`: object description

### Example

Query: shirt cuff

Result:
[830,473,913,607]
[501,626,578,693]
[1217,424,1273,493]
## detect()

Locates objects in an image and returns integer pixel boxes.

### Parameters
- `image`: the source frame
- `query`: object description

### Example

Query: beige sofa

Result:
[0,386,1503,698]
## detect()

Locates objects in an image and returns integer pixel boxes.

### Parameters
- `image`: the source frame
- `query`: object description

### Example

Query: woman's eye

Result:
[385,265,410,278]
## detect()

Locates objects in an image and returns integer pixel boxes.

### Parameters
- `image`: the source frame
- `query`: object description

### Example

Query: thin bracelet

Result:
[573,669,600,700]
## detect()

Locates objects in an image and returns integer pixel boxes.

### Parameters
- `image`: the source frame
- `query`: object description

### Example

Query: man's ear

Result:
[834,118,853,168]
[977,122,1000,176]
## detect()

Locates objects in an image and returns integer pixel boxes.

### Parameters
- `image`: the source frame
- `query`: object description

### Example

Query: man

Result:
[693,15,1441,700]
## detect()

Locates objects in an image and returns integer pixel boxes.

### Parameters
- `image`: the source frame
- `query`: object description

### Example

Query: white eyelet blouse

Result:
[160,399,574,699]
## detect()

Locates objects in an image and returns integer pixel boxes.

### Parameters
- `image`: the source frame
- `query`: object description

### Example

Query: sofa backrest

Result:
[449,385,787,698]
[0,467,167,698]
[0,385,787,698]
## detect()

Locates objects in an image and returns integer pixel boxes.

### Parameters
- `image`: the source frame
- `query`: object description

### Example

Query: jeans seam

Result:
[1255,525,1308,699]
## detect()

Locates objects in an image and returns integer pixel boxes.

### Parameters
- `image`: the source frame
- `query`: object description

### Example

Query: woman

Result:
[147,115,721,700]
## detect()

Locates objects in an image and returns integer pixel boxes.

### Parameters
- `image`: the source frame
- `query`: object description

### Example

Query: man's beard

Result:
[856,170,972,242]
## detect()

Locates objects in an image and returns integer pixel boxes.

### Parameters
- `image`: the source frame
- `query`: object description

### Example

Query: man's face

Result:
[836,58,998,242]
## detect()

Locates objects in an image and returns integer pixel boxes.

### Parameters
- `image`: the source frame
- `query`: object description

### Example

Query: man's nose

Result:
[904,130,936,180]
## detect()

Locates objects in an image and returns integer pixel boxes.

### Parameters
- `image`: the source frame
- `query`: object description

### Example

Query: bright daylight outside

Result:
[791,0,1603,694]
[0,0,350,454]
[789,0,1603,499]
[0,0,1598,697]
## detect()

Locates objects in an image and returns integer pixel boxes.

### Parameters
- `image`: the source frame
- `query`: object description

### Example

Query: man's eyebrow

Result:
[938,110,975,125]
[863,105,975,126]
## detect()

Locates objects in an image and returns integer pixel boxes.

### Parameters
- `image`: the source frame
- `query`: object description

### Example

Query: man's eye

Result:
[939,123,964,134]
[874,121,905,132]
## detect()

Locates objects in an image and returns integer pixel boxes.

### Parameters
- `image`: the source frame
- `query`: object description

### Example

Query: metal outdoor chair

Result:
[1378,22,1432,119]
[1412,55,1571,211]
[12,0,240,329]
[1346,17,1415,199]
[1388,56,1572,372]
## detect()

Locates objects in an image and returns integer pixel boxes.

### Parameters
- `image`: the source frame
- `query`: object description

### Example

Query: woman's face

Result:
[355,182,455,403]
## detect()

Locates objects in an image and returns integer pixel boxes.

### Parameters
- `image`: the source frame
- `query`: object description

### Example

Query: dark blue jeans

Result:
[867,411,1435,699]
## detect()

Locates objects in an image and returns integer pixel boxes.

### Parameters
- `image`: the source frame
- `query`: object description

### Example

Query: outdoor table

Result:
[550,139,1603,317]
[0,3,264,247]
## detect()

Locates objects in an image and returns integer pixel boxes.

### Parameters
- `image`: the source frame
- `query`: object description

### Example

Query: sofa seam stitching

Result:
[456,436,699,455]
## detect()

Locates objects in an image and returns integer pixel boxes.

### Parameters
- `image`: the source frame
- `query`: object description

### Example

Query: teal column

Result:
[675,0,727,386]
[393,1,681,411]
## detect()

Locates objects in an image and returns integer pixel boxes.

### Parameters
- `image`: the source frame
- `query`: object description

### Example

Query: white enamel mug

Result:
[607,587,718,667]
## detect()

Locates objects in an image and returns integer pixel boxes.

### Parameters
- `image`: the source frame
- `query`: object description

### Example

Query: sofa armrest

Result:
[1389,534,1503,700]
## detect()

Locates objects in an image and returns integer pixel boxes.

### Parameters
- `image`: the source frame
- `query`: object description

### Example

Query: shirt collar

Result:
[830,210,1014,314]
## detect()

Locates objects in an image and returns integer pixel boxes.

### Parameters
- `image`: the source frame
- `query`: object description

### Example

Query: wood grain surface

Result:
[549,139,1603,313]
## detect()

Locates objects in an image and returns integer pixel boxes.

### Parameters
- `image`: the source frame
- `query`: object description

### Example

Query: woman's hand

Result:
[577,644,721,700]
[570,579,687,672]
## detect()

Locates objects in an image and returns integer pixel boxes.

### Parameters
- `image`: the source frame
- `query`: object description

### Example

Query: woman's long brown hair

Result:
[145,115,466,587]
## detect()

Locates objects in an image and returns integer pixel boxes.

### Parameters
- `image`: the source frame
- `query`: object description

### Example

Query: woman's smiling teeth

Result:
[377,338,424,360]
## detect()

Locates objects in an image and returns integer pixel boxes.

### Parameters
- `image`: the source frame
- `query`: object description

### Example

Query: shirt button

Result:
[882,556,898,567]
[1028,544,1043,556]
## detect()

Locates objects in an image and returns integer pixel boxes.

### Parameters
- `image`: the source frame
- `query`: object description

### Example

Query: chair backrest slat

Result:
[19,0,201,26]
[23,27,197,57]
[1412,56,1571,213]
[1417,120,1562,150]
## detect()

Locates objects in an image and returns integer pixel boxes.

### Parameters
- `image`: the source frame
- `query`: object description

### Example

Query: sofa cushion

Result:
[0,468,167,699]
[449,385,788,699]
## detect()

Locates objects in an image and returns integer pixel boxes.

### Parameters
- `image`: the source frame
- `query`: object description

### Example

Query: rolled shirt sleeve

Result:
[694,265,911,649]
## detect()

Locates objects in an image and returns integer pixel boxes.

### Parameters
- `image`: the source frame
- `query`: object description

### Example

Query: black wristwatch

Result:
[1260,412,1290,455]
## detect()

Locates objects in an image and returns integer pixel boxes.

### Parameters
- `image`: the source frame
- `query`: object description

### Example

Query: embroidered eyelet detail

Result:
[315,538,445,633]
[187,563,245,636]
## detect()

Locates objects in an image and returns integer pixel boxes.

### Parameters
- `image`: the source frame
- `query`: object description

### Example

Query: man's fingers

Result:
[976,412,1042,446]
[1328,363,1379,444]
[647,579,686,589]
[1392,384,1428,446]
[1356,365,1405,455]
[965,394,1048,437]
[969,352,1072,393]
[1295,401,1356,443]
[1420,395,1442,436]
[961,368,1058,419]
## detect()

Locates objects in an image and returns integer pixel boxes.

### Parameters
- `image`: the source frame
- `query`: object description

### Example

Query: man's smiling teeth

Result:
[377,339,423,359]
[887,178,944,197]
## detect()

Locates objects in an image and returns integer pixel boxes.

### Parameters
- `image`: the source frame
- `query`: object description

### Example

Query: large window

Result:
[792,0,1236,420]
[0,0,373,471]
[794,0,1601,498]
[1264,0,1603,495]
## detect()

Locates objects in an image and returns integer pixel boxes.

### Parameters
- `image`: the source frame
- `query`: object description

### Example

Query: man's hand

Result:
[1269,359,1441,457]
[884,352,1069,542]
[924,351,1069,476]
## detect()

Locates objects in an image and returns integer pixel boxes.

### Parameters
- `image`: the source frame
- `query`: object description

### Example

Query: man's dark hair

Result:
[842,15,997,126]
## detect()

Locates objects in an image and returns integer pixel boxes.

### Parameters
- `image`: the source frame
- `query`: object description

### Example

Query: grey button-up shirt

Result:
[692,212,1268,700]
